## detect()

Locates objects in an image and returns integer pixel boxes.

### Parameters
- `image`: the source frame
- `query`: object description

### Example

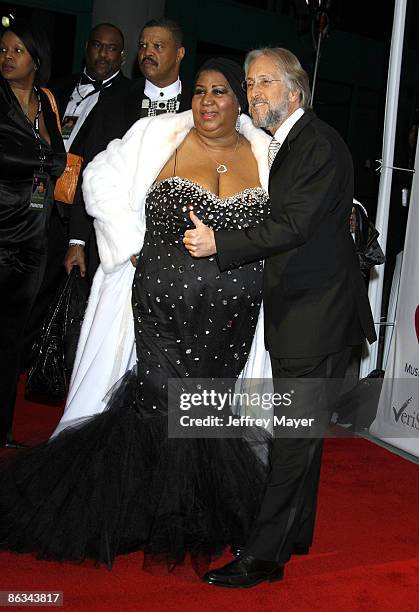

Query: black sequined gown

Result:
[0,177,270,571]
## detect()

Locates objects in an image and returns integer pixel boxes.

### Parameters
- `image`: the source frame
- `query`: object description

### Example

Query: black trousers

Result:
[23,205,69,359]
[245,346,352,563]
[0,245,46,442]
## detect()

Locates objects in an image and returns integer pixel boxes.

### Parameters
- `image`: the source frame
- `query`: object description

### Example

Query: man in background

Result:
[25,23,130,353]
[65,17,191,278]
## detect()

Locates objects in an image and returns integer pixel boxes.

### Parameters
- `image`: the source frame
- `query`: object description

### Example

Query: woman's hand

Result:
[130,254,139,267]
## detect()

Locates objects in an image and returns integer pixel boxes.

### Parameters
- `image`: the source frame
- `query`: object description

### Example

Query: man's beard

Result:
[251,97,289,130]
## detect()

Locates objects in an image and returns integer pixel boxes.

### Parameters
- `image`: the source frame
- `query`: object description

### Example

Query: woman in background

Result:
[0,20,66,448]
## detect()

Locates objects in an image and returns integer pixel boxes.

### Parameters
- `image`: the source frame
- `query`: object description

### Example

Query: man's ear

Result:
[176,46,186,63]
[288,88,300,104]
[120,49,126,66]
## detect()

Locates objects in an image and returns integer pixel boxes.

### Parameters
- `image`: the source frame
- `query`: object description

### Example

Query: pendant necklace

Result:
[197,131,241,174]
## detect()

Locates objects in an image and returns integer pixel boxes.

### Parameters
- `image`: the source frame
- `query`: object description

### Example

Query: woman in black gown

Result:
[0,59,270,572]
[0,21,66,448]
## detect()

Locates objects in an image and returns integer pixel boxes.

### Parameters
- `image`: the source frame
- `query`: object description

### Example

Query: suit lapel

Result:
[124,78,145,126]
[5,104,33,135]
[268,110,316,178]
[269,138,289,176]
[0,79,36,136]
[55,76,80,119]
[70,106,97,152]
[179,81,192,112]
[69,73,129,153]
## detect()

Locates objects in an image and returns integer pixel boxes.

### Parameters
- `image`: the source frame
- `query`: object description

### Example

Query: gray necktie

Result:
[268,136,281,169]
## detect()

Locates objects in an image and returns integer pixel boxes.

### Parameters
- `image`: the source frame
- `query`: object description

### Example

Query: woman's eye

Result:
[194,88,205,95]
[213,88,226,95]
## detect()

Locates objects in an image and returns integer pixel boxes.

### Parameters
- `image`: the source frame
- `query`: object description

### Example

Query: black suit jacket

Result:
[48,72,132,276]
[80,77,192,164]
[69,77,192,255]
[50,72,132,159]
[216,110,376,358]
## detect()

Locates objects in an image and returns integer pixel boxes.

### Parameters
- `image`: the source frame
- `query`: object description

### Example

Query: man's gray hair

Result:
[244,47,311,109]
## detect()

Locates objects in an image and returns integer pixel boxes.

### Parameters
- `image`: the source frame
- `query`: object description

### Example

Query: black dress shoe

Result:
[203,555,284,588]
[0,439,26,449]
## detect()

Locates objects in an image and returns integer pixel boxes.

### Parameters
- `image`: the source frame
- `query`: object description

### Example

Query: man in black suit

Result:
[52,22,130,281]
[184,47,376,588]
[24,23,130,354]
[65,18,191,279]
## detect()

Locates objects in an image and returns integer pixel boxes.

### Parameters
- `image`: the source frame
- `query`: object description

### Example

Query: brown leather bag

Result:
[42,87,83,205]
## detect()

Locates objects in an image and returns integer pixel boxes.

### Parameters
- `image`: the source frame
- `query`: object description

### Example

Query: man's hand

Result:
[64,245,86,277]
[130,254,139,267]
[183,210,217,257]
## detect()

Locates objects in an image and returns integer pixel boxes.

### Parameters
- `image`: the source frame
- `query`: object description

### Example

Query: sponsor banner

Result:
[370,140,419,457]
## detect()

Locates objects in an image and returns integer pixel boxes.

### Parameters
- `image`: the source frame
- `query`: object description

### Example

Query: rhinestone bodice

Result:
[133,177,269,395]
[146,176,269,238]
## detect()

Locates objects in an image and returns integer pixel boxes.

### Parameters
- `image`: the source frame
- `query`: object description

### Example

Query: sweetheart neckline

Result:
[148,176,268,202]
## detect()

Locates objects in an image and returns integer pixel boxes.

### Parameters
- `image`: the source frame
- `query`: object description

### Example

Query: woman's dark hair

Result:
[195,57,248,113]
[1,19,51,85]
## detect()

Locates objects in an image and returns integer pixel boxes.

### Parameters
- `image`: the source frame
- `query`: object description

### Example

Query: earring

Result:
[235,107,241,132]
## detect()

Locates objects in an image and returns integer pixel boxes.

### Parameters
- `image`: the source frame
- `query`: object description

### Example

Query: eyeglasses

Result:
[241,78,282,92]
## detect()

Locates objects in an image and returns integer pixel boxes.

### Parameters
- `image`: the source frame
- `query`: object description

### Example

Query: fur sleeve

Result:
[82,117,153,273]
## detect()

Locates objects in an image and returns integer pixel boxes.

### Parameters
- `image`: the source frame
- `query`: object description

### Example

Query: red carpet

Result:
[1,375,418,611]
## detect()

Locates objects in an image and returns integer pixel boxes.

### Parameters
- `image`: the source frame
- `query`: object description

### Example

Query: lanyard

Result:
[24,90,46,172]
[73,82,101,112]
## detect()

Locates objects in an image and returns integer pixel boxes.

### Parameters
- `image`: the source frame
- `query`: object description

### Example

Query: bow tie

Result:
[79,73,104,90]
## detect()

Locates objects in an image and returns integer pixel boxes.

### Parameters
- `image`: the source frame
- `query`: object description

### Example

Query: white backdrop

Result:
[370,138,419,457]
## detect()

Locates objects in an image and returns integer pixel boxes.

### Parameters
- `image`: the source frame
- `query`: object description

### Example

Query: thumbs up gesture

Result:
[183,209,217,257]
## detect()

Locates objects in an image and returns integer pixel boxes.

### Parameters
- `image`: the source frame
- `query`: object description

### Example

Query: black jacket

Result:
[47,72,132,277]
[68,77,192,271]
[0,78,66,249]
[216,110,376,358]
[79,77,192,168]
[50,72,132,157]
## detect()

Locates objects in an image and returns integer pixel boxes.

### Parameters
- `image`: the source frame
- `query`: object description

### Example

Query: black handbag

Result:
[25,267,89,404]
[352,204,386,274]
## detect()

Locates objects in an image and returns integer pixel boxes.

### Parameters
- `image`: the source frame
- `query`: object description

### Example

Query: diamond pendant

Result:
[216,164,228,174]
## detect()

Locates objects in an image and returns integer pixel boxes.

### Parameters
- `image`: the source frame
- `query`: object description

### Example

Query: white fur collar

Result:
[83,110,270,273]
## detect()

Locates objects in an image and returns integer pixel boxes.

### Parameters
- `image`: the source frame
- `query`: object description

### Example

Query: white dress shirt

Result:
[272,107,305,148]
[66,70,120,246]
[144,78,182,101]
[63,70,121,152]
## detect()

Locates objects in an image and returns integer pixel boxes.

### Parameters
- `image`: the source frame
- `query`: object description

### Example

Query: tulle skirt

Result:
[0,371,269,573]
